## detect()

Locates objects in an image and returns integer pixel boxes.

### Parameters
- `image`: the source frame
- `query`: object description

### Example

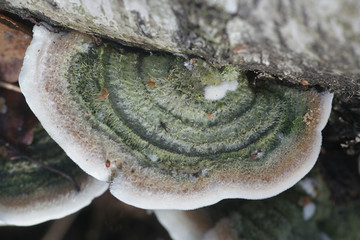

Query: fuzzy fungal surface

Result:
[0,126,108,226]
[19,25,333,210]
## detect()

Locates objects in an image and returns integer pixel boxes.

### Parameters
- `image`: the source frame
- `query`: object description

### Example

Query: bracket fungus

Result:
[0,126,108,226]
[19,25,333,210]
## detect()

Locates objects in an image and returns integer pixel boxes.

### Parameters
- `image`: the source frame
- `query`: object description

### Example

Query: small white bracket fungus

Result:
[0,176,108,226]
[0,127,109,226]
[19,25,333,210]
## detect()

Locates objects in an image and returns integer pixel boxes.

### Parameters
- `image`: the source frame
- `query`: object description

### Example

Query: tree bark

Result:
[1,0,360,96]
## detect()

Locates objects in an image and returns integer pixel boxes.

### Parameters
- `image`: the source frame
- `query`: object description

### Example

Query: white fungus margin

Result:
[19,25,334,210]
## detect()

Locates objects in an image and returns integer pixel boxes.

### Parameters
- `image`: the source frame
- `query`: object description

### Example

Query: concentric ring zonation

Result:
[68,45,309,177]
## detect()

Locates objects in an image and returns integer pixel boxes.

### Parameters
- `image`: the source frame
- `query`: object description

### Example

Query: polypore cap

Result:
[0,127,108,226]
[19,25,333,210]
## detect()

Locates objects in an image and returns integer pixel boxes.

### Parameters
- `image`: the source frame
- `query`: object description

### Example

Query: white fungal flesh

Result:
[204,81,239,101]
[147,154,159,162]
[0,176,108,226]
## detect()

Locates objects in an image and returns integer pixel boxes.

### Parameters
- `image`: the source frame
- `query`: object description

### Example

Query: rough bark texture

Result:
[1,0,360,96]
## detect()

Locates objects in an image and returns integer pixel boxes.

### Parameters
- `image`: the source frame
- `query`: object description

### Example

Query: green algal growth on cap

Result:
[0,126,108,226]
[19,25,333,210]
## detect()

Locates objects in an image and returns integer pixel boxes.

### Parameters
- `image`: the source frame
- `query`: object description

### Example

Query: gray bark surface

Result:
[2,0,360,96]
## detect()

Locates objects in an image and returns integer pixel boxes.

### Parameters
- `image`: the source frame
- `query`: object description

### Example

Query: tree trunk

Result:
[1,0,360,95]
